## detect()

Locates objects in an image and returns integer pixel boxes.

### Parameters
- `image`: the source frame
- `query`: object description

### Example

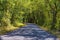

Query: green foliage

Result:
[0,0,60,36]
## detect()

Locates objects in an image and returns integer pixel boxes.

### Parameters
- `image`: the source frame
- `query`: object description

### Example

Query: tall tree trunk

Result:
[51,3,57,30]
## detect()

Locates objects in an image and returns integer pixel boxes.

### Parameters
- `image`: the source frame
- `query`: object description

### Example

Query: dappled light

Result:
[0,0,60,39]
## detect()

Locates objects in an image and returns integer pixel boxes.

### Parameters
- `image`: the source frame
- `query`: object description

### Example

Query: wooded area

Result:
[0,0,60,36]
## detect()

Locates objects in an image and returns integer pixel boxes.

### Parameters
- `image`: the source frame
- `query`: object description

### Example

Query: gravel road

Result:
[0,23,57,40]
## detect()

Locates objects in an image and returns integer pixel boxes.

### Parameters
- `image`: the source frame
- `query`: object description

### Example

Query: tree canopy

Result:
[0,0,60,36]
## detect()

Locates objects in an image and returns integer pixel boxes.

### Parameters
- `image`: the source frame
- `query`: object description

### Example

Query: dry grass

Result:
[0,23,26,34]
[39,26,60,38]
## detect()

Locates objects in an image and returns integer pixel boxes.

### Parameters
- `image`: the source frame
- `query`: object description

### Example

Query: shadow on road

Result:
[0,23,57,40]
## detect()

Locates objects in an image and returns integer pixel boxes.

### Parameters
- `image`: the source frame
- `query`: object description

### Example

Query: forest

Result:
[0,0,60,37]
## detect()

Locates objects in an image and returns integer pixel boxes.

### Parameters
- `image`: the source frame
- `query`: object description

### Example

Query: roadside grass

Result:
[0,23,26,35]
[39,26,60,38]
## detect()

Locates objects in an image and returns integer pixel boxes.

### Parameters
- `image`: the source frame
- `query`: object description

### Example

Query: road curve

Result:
[0,23,57,40]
